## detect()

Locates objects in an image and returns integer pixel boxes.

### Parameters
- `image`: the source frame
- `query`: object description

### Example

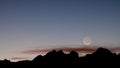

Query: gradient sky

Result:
[0,0,120,61]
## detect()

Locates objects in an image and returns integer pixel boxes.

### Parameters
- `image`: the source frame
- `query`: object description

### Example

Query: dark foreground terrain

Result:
[0,48,120,67]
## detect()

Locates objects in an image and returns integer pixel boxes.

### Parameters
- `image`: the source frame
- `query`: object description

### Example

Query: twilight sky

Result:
[0,0,120,61]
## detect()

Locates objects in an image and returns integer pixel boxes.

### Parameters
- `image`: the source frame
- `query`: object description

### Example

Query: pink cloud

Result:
[109,47,120,53]
[22,47,97,55]
[21,46,120,55]
[11,57,30,61]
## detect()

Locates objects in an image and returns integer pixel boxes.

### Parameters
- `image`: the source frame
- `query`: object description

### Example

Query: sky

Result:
[0,0,120,61]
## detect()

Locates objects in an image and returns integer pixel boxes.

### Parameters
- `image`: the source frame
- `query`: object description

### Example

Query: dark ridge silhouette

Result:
[0,48,120,67]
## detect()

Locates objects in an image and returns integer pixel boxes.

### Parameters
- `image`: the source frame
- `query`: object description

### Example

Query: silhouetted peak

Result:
[92,47,113,57]
[57,50,64,55]
[70,51,79,57]
[0,59,11,63]
[46,50,65,55]
[45,50,57,56]
[52,50,57,53]
[4,59,10,62]
[33,55,43,62]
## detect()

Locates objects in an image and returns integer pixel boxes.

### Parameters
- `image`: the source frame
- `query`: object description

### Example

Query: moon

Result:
[83,37,92,45]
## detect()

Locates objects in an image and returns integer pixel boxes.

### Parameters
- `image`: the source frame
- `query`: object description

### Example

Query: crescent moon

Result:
[83,37,92,45]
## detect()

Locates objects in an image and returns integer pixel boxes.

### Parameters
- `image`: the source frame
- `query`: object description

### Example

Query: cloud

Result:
[21,46,120,55]
[22,47,97,55]
[11,57,30,61]
[109,47,120,53]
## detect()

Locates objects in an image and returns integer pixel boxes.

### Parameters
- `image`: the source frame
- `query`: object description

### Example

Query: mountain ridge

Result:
[0,47,120,67]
